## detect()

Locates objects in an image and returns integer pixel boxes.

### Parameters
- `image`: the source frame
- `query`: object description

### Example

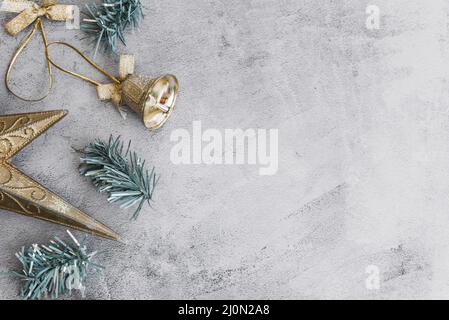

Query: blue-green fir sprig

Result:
[81,0,144,56]
[80,135,158,220]
[11,231,101,300]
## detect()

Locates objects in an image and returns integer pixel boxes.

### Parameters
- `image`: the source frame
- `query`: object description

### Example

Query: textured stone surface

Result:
[0,0,448,299]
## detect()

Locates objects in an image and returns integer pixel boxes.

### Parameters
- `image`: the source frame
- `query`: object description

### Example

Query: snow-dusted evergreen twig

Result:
[11,231,101,300]
[81,0,144,56]
[80,135,158,220]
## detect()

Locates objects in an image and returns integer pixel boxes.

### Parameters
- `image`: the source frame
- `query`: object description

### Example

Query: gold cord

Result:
[46,41,121,87]
[5,18,53,102]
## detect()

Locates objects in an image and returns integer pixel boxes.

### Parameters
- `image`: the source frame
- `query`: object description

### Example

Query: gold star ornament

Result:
[0,110,120,241]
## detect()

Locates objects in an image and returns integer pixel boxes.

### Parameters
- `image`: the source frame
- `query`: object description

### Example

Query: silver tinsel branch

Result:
[11,231,101,300]
[81,0,144,56]
[80,135,158,220]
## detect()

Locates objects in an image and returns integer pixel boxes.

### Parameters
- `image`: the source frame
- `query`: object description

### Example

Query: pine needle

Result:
[80,135,158,220]
[81,0,144,57]
[10,231,101,300]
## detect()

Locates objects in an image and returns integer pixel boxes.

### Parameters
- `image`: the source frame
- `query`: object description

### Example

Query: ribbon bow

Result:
[4,0,74,36]
[96,55,136,109]
[3,0,74,101]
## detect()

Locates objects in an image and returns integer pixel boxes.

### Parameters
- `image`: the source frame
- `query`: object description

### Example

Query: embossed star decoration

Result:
[0,110,120,240]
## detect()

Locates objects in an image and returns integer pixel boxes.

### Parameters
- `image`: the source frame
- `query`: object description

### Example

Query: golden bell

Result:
[120,74,179,130]
[45,43,180,131]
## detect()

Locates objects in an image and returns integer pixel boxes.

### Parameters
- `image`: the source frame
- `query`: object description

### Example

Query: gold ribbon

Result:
[3,0,74,101]
[46,41,134,115]
[96,55,135,108]
[4,0,73,36]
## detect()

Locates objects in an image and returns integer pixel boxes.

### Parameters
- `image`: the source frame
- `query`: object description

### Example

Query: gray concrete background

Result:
[0,0,448,299]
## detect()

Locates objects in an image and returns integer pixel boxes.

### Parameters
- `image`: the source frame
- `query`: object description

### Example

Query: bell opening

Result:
[142,75,179,130]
